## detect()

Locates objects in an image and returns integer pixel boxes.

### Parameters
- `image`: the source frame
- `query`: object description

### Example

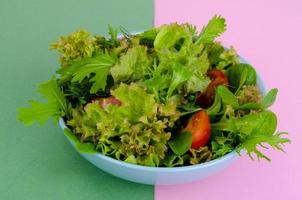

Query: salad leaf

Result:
[154,23,192,51]
[207,92,222,116]
[207,42,239,69]
[168,131,192,155]
[139,28,159,47]
[111,83,158,122]
[238,88,277,110]
[196,15,226,44]
[261,88,278,108]
[188,146,212,164]
[110,45,151,83]
[235,67,248,95]
[227,63,257,92]
[212,111,290,160]
[18,17,290,167]
[167,62,192,99]
[50,29,99,66]
[107,25,119,47]
[163,153,184,167]
[64,128,97,153]
[211,139,233,159]
[58,53,116,93]
[17,77,67,125]
[185,50,211,93]
[68,83,178,166]
[144,153,160,167]
[217,85,239,109]
[238,131,290,161]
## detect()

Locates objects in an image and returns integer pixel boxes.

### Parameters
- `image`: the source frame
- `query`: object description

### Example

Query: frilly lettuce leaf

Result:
[152,23,211,97]
[110,46,151,83]
[189,146,213,165]
[68,83,181,166]
[211,111,290,160]
[50,29,99,66]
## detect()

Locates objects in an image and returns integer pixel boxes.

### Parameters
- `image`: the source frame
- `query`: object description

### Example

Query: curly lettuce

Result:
[68,83,181,166]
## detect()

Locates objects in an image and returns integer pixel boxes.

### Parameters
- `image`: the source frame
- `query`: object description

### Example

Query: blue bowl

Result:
[59,56,266,185]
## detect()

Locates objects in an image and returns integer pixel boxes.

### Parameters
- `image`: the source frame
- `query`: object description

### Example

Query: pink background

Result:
[155,0,302,199]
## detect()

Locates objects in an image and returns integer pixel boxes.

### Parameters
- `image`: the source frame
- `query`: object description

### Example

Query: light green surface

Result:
[0,0,154,199]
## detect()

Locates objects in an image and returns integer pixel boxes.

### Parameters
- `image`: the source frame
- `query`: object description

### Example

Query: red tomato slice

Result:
[196,69,229,108]
[183,110,211,149]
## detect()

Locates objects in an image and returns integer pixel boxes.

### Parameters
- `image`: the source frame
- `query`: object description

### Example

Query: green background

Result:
[0,0,154,199]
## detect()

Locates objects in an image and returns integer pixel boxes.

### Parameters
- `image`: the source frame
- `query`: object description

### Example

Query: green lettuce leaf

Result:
[110,46,151,83]
[50,29,99,66]
[17,77,67,125]
[154,23,192,51]
[211,111,290,160]
[227,63,257,92]
[67,83,180,166]
[168,131,192,155]
[196,15,226,44]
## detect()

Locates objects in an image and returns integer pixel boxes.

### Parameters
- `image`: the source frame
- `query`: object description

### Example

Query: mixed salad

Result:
[18,16,290,167]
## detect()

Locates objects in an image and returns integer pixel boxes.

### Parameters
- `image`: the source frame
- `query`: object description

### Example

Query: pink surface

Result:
[155,0,302,199]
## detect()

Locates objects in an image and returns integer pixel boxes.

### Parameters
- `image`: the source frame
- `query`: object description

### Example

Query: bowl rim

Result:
[59,33,267,171]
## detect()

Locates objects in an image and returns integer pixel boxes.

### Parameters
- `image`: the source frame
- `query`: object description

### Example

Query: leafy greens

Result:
[17,15,290,167]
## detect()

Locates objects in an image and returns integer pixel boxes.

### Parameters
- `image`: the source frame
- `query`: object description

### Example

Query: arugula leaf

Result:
[168,131,192,155]
[17,77,67,125]
[196,15,226,44]
[59,54,116,93]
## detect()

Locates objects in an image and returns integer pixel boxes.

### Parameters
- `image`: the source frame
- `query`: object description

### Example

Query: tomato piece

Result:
[196,69,229,108]
[93,96,121,108]
[183,110,211,149]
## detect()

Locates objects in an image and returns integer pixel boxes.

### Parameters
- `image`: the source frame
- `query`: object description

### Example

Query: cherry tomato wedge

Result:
[93,96,121,108]
[182,110,211,149]
[196,69,229,108]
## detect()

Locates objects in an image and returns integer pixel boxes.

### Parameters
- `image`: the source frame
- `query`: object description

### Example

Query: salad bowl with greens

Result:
[17,16,290,185]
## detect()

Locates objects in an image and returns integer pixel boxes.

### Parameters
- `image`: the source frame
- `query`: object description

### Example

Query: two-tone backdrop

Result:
[0,0,301,199]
